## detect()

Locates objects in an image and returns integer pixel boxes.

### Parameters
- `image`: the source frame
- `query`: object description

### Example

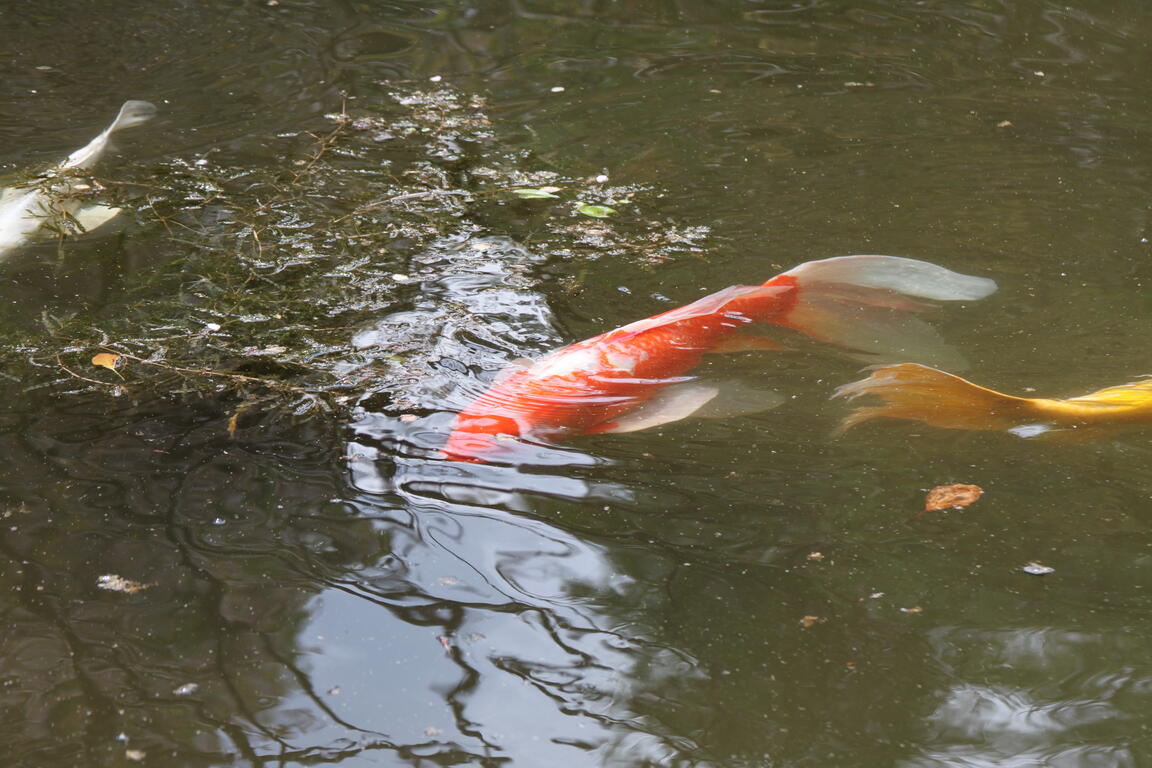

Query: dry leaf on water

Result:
[91,352,122,371]
[925,483,983,512]
[96,574,153,594]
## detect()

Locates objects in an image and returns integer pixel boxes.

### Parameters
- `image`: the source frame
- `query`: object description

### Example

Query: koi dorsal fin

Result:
[781,254,997,301]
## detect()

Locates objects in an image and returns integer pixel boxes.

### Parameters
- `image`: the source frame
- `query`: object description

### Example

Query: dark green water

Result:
[3,1,1152,766]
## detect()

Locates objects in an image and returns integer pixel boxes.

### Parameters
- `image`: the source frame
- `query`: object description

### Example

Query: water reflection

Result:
[904,626,1147,767]
[342,412,715,765]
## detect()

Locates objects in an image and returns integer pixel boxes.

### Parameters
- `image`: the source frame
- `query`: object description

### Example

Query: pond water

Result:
[3,1,1152,766]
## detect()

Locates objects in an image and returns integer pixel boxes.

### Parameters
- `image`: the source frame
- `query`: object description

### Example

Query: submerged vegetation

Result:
[7,87,712,425]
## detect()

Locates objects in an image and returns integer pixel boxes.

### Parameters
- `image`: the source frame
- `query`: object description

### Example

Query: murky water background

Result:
[3,1,1152,765]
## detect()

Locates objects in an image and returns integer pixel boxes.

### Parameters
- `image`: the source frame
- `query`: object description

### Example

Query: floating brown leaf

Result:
[96,574,154,594]
[91,352,122,371]
[799,615,823,628]
[925,483,983,512]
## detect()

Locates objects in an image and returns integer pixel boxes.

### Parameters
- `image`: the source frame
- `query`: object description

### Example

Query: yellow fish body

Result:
[835,363,1152,438]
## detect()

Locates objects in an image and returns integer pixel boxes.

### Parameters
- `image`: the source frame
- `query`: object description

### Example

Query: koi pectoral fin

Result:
[589,382,720,434]
[72,204,123,233]
[691,381,787,419]
[492,357,534,385]
[588,381,785,434]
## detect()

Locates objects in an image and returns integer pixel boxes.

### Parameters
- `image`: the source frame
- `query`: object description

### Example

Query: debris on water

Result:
[2,504,31,519]
[125,750,146,762]
[577,202,616,218]
[1022,562,1055,575]
[0,82,712,429]
[91,352,122,371]
[328,685,342,695]
[511,188,560,199]
[173,683,199,696]
[806,551,824,562]
[96,574,153,594]
[550,86,565,93]
[799,615,823,628]
[997,120,1013,128]
[424,727,442,736]
[437,635,452,651]
[924,483,983,512]
[900,606,923,614]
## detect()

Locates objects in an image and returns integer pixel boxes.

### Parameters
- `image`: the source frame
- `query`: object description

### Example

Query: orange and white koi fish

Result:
[835,363,1152,439]
[442,255,997,462]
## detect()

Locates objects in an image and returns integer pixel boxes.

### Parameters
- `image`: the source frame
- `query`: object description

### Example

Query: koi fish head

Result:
[440,413,523,462]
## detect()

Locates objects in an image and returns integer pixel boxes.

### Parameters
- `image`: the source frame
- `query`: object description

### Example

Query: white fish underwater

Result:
[0,100,157,257]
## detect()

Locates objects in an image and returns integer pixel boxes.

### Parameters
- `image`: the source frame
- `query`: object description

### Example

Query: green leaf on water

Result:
[511,188,560,199]
[577,202,616,218]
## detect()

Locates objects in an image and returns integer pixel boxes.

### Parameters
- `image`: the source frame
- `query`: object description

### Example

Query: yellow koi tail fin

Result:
[834,363,1040,435]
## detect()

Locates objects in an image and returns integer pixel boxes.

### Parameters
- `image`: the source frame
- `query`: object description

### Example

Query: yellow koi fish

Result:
[835,362,1152,438]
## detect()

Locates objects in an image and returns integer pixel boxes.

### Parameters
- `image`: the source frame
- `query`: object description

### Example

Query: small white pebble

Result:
[195,158,209,166]
[550,86,565,93]
[429,75,442,83]
[1033,70,1045,77]
[204,323,221,332]
[594,174,609,183]
[391,273,410,282]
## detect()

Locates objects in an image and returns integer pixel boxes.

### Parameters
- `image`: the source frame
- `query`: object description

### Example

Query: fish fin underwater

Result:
[0,100,157,257]
[773,255,997,370]
[834,362,1152,438]
[585,380,786,435]
[62,100,158,170]
[442,255,997,462]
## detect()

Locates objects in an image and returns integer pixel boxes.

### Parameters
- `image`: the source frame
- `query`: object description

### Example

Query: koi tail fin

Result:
[64,100,157,170]
[833,363,1040,435]
[775,255,997,368]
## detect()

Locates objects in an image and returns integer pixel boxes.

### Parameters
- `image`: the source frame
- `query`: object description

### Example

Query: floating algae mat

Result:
[4,88,711,423]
